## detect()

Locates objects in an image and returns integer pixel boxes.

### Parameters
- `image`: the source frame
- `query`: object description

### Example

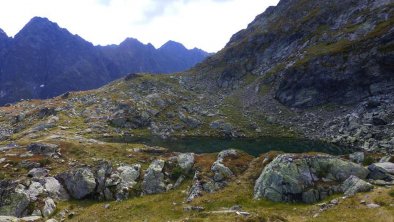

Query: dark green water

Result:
[103,136,349,156]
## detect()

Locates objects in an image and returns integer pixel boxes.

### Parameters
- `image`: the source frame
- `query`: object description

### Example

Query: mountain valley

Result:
[0,0,393,221]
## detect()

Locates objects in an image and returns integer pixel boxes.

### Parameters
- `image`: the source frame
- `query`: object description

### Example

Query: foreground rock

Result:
[57,168,96,199]
[186,149,246,202]
[368,162,394,181]
[142,159,166,195]
[341,175,373,196]
[254,153,370,203]
[0,181,30,217]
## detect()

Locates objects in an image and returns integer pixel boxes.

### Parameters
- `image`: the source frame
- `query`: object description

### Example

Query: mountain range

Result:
[0,17,209,105]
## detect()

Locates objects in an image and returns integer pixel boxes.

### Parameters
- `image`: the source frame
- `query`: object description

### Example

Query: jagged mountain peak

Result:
[17,17,61,35]
[0,17,209,105]
[0,28,8,39]
[119,37,156,50]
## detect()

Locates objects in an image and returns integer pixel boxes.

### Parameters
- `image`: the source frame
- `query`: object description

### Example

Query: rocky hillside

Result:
[0,0,392,154]
[0,17,209,105]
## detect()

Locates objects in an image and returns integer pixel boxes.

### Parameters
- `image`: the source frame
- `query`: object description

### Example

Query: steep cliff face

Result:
[193,0,393,107]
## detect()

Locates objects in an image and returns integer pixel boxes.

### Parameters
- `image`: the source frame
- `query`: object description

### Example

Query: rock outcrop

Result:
[142,159,166,195]
[368,162,394,181]
[57,168,96,199]
[254,153,369,203]
[0,181,30,217]
[341,175,373,196]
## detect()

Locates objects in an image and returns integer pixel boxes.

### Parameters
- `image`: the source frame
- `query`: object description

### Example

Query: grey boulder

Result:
[142,159,166,195]
[349,152,365,164]
[177,153,195,173]
[57,168,96,199]
[341,175,373,196]
[211,161,233,182]
[27,168,49,178]
[40,177,69,200]
[0,181,31,217]
[368,162,394,180]
[254,153,369,203]
[26,143,59,156]
[114,164,141,200]
[42,198,56,217]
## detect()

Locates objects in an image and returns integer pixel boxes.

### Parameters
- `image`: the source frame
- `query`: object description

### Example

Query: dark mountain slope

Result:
[0,17,209,105]
[0,17,111,104]
[191,0,393,107]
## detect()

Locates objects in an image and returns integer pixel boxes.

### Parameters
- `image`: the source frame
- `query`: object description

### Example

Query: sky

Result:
[0,0,279,52]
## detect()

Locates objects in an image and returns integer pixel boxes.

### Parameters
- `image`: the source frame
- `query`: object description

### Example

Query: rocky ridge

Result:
[0,17,209,105]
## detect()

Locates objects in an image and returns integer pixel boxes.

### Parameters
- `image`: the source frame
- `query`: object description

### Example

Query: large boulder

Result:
[254,153,369,203]
[177,153,195,173]
[368,162,394,181]
[0,181,31,217]
[341,175,373,196]
[142,159,166,195]
[114,164,141,200]
[57,168,96,199]
[26,143,59,157]
[40,177,69,200]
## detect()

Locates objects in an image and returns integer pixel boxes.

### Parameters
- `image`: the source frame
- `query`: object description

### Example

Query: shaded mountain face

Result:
[193,0,393,108]
[0,17,111,104]
[0,17,209,105]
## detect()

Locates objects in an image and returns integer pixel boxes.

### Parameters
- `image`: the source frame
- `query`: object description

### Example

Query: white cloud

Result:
[0,0,279,52]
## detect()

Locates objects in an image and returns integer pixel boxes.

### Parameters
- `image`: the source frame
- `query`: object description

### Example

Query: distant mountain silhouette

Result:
[0,17,210,105]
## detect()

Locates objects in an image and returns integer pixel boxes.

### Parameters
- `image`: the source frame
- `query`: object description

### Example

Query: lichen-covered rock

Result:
[0,181,31,217]
[26,182,44,201]
[254,153,369,203]
[57,168,96,199]
[349,152,365,164]
[177,153,195,173]
[27,168,49,178]
[95,161,112,195]
[217,149,238,162]
[341,175,373,196]
[114,164,141,200]
[142,159,166,195]
[42,198,56,217]
[211,161,233,182]
[40,177,69,200]
[26,143,59,156]
[368,162,394,181]
[186,172,203,202]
